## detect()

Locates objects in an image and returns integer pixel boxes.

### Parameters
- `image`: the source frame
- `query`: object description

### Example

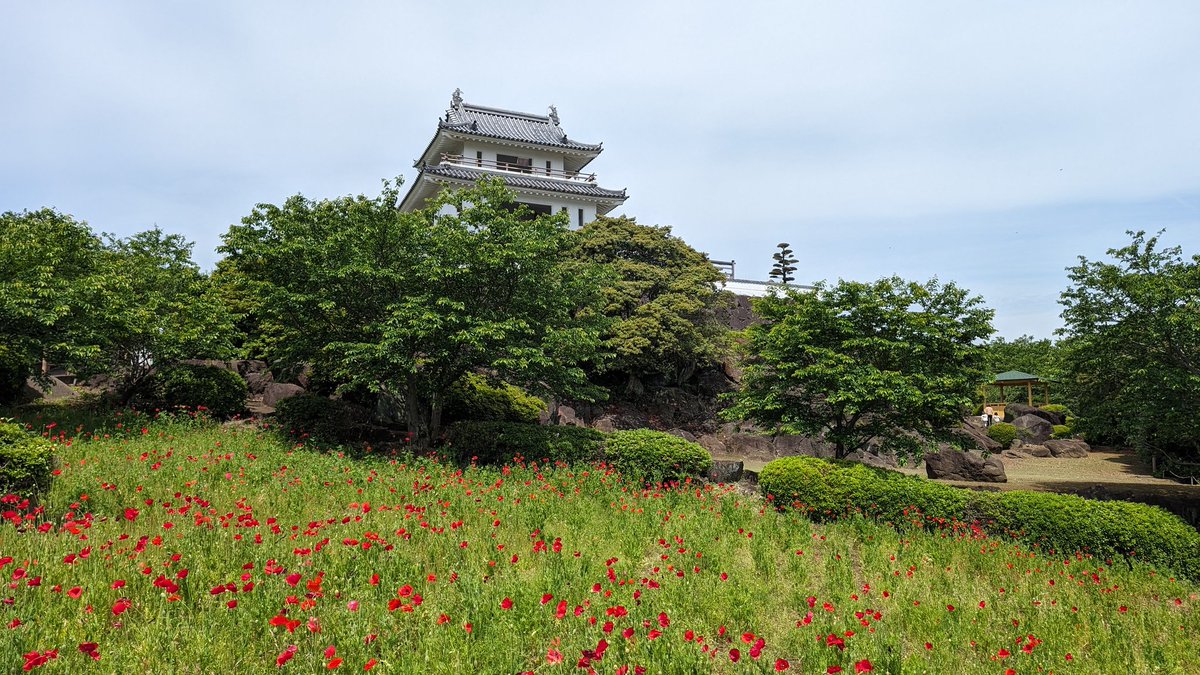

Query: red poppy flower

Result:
[501,597,513,610]
[276,645,297,667]
[775,659,790,671]
[854,660,873,673]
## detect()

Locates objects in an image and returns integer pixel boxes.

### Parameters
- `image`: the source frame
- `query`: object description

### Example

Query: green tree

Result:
[220,178,606,447]
[96,228,236,401]
[573,215,730,391]
[769,242,798,284]
[724,277,994,459]
[0,209,111,395]
[1058,230,1200,467]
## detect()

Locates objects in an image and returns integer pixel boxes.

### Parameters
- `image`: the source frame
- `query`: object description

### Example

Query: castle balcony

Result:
[437,153,599,185]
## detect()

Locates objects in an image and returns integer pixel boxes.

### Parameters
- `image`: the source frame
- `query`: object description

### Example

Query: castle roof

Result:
[418,163,627,201]
[438,93,602,152]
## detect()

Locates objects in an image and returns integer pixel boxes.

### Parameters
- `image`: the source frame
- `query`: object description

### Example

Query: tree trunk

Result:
[406,378,432,450]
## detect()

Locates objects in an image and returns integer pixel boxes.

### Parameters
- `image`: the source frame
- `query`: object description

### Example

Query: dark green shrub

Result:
[143,364,247,419]
[977,491,1200,579]
[759,456,971,522]
[446,421,604,465]
[986,422,1018,448]
[274,394,371,444]
[1051,424,1073,439]
[0,421,55,499]
[603,429,712,483]
[759,455,1200,580]
[442,374,545,424]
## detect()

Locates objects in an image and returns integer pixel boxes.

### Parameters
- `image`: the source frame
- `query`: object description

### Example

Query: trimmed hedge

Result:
[446,421,605,466]
[274,394,371,444]
[603,429,712,483]
[759,455,1200,580]
[443,374,545,424]
[143,364,247,419]
[985,422,1018,448]
[1051,424,1073,439]
[0,421,55,500]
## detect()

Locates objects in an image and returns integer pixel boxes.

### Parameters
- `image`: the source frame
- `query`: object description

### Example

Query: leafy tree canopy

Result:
[97,228,236,400]
[0,210,236,403]
[0,209,111,382]
[572,215,730,390]
[724,277,994,459]
[1058,230,1200,467]
[220,178,607,447]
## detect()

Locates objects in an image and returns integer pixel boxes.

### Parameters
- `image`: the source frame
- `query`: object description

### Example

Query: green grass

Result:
[1,408,1197,673]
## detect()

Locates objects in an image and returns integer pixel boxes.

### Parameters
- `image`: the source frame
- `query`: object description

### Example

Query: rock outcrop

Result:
[924,450,1007,482]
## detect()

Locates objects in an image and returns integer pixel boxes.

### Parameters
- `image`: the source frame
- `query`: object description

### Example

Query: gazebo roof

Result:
[993,370,1042,383]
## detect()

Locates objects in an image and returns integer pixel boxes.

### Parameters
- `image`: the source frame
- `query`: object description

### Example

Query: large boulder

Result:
[1012,414,1053,444]
[1045,438,1091,458]
[1018,443,1053,457]
[262,383,305,408]
[952,422,1003,453]
[244,371,274,395]
[1005,403,1063,426]
[924,450,1007,483]
[696,434,727,455]
[23,376,76,402]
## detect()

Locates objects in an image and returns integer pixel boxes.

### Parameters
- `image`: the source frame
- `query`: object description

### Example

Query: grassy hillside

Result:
[1,408,1197,673]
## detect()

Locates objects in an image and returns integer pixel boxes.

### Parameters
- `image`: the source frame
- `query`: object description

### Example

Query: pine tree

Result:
[769,242,798,284]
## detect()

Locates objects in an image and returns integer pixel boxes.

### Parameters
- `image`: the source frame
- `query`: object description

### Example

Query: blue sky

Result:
[3,2,1198,339]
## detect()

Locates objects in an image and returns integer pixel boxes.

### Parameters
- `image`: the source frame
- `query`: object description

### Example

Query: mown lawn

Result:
[1,409,1197,673]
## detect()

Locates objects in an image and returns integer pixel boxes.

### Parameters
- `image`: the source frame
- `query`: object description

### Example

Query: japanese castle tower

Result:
[400,89,628,225]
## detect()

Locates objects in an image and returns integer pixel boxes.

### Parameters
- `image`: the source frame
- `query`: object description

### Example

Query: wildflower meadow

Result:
[1,409,1197,673]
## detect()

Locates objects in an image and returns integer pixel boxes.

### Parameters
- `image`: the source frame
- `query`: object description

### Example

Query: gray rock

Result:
[952,422,1003,453]
[844,449,899,469]
[1001,448,1031,459]
[262,383,305,408]
[696,434,727,455]
[1045,438,1090,458]
[706,460,744,483]
[591,415,617,433]
[1012,414,1053,444]
[1019,443,1053,457]
[666,428,697,443]
[552,403,576,425]
[924,449,1007,483]
[244,371,274,395]
[1006,403,1063,426]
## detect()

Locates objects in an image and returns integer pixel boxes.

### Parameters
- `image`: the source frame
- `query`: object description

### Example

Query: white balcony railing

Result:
[439,153,597,184]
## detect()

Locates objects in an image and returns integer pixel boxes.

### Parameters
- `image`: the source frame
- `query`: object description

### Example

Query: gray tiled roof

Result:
[440,103,603,152]
[420,163,627,200]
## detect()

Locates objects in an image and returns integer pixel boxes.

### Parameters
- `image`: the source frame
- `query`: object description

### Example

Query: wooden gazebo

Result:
[982,370,1053,417]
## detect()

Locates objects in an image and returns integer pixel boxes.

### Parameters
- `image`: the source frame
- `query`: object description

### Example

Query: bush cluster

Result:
[442,374,545,424]
[1051,424,1073,439]
[446,421,605,466]
[141,364,247,419]
[759,455,1200,580]
[0,421,56,499]
[274,394,372,444]
[985,422,1018,448]
[603,429,712,483]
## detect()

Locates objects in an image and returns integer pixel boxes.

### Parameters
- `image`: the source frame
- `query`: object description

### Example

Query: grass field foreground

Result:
[1,409,1197,673]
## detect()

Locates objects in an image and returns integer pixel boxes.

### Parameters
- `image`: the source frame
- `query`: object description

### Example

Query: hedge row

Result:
[445,422,711,483]
[759,455,1200,580]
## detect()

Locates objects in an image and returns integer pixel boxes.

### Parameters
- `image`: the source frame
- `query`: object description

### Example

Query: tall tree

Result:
[220,178,606,447]
[769,242,798,284]
[724,277,994,459]
[573,216,731,391]
[1058,230,1200,467]
[97,228,236,400]
[0,209,111,395]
